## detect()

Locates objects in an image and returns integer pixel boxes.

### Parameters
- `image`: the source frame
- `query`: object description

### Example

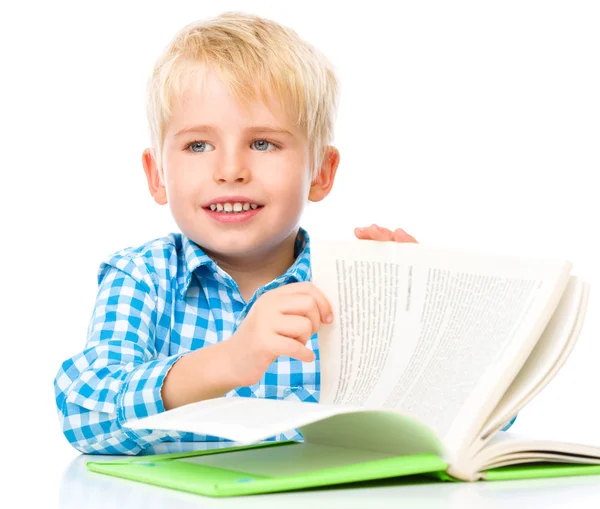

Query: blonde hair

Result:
[146,11,340,181]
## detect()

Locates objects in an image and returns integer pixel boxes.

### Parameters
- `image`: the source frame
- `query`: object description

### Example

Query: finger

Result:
[354,226,378,239]
[273,315,315,345]
[302,283,334,324]
[370,224,394,240]
[274,334,316,363]
[277,293,321,335]
[277,282,333,324]
[392,228,418,243]
[354,227,369,239]
[277,294,320,335]
[354,224,393,241]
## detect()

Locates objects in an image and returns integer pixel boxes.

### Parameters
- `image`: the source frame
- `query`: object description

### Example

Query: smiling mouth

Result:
[203,202,264,214]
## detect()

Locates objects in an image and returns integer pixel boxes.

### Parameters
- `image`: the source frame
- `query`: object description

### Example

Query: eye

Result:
[252,139,279,151]
[186,141,215,153]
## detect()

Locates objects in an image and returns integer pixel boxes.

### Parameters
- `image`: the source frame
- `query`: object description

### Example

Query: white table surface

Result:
[52,449,600,508]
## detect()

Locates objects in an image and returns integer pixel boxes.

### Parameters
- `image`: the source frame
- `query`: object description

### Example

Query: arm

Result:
[160,339,241,410]
[53,265,206,455]
[55,261,332,455]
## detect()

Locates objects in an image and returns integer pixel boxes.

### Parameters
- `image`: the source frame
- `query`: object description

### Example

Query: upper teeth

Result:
[209,202,259,213]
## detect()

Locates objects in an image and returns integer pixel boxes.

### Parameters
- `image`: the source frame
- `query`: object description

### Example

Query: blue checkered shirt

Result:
[54,227,319,455]
[54,227,516,456]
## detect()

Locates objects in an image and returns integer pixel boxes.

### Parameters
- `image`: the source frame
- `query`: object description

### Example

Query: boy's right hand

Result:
[225,282,333,387]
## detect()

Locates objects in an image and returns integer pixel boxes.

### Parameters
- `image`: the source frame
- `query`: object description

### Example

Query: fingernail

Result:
[325,314,333,323]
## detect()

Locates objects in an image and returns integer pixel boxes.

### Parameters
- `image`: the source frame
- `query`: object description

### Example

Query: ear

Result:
[142,148,168,205]
[308,146,340,203]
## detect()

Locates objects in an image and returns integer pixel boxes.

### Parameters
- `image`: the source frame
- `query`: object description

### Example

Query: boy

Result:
[53,11,509,456]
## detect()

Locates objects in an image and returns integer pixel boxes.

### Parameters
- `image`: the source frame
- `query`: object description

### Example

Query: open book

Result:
[87,239,600,497]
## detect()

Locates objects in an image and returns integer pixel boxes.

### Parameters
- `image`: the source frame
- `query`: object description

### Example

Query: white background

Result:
[1,1,599,507]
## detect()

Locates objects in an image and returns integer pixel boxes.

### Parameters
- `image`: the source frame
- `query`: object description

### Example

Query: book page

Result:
[472,431,600,474]
[475,278,588,443]
[310,239,572,455]
[125,396,446,458]
[124,397,360,444]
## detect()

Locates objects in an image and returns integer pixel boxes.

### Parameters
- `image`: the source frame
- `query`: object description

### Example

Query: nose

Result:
[213,149,251,184]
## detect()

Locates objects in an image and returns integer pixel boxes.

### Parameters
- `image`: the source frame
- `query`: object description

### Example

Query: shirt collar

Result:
[179,227,311,298]
[179,235,218,298]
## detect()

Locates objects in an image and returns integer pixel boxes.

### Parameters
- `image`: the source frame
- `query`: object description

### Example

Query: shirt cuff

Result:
[116,351,192,449]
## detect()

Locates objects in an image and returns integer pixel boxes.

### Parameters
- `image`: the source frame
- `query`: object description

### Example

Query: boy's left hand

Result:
[354,224,418,243]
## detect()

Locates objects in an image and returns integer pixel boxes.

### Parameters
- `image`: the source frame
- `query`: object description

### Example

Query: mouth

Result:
[202,201,265,214]
[202,200,265,223]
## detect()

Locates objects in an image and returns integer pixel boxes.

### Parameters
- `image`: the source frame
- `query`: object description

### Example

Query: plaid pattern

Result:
[54,228,318,455]
[54,226,516,456]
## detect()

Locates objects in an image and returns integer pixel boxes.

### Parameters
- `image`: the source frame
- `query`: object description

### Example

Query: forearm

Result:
[161,340,240,410]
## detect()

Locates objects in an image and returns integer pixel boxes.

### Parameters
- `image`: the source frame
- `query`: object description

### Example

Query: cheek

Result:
[267,174,307,206]
[165,167,202,206]
[263,158,311,194]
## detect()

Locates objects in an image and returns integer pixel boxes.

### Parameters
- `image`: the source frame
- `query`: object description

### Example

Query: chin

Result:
[203,236,261,255]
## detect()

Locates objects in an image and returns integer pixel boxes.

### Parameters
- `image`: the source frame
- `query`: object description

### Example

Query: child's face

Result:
[143,69,338,259]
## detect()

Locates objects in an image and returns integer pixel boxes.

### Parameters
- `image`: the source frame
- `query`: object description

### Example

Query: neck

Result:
[203,229,300,300]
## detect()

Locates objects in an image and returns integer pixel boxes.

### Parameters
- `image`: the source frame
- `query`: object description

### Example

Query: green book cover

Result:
[86,440,600,497]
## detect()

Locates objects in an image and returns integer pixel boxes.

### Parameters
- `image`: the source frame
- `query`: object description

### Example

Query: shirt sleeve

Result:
[53,264,189,455]
[501,414,518,432]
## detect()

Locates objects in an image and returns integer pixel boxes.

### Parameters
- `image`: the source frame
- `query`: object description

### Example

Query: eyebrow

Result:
[174,124,294,138]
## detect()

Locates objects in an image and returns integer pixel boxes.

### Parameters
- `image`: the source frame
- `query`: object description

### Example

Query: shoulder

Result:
[97,233,184,294]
